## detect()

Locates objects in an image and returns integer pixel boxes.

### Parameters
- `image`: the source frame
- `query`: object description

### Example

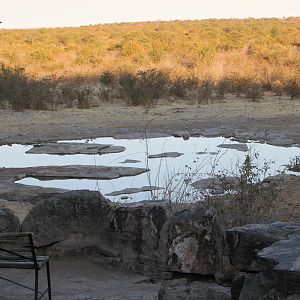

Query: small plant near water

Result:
[286,156,300,172]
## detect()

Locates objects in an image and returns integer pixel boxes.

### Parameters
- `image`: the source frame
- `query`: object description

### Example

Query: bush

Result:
[285,80,300,99]
[119,69,168,107]
[215,79,230,100]
[169,77,199,99]
[0,65,57,111]
[99,71,115,86]
[245,82,264,102]
[77,87,93,109]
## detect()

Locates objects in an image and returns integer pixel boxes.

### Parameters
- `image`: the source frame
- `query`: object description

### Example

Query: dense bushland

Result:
[0,18,299,109]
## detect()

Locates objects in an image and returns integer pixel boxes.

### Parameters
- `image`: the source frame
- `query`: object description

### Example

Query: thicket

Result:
[0,18,300,109]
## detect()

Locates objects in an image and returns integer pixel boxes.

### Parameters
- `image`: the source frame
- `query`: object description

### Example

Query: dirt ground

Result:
[0,258,160,300]
[0,95,300,146]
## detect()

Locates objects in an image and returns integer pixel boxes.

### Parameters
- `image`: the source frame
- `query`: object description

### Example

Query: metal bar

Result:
[38,288,48,300]
[0,246,33,261]
[0,275,40,293]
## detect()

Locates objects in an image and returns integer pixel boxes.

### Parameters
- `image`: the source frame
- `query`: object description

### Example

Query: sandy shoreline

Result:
[0,95,299,146]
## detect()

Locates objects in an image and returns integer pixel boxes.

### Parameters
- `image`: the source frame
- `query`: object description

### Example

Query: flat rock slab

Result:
[148,152,184,159]
[196,151,219,155]
[258,236,300,294]
[26,142,125,155]
[217,143,248,152]
[192,177,239,191]
[105,186,162,196]
[0,165,148,181]
[120,159,141,164]
[0,181,67,204]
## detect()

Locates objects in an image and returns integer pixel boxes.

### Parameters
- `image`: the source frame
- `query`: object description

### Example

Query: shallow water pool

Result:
[1,136,299,202]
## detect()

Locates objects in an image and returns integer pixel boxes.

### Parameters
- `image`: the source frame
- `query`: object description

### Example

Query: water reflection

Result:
[1,136,300,203]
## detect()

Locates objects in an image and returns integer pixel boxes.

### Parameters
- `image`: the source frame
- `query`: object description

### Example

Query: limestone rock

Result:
[22,190,113,250]
[0,207,20,233]
[192,177,239,191]
[158,278,231,300]
[26,142,125,155]
[217,143,248,152]
[120,159,141,164]
[1,165,148,181]
[226,222,300,271]
[105,186,162,196]
[148,152,184,159]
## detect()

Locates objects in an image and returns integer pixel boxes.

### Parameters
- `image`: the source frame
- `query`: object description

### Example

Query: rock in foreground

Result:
[22,190,113,251]
[158,278,231,300]
[0,207,20,233]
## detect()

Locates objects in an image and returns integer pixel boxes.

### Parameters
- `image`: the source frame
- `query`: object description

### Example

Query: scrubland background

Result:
[0,18,299,110]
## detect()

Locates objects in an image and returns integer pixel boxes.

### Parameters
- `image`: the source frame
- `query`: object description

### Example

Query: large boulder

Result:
[0,207,20,233]
[109,201,227,276]
[258,235,300,296]
[22,190,113,254]
[158,278,231,300]
[226,222,300,271]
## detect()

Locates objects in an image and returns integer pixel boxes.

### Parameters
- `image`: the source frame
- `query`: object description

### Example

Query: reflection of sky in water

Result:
[0,136,300,203]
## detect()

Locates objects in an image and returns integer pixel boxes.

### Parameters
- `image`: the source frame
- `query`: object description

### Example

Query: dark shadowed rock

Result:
[109,202,226,276]
[226,222,300,271]
[238,273,269,300]
[196,151,219,155]
[26,142,125,155]
[0,207,20,232]
[148,152,184,159]
[22,190,113,252]
[257,236,300,295]
[158,278,231,300]
[173,131,190,140]
[217,143,248,152]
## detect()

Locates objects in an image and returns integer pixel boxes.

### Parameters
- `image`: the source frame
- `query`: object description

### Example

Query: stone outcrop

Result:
[0,207,20,232]
[22,190,113,254]
[258,236,300,295]
[21,194,227,277]
[109,202,226,276]
[227,223,300,300]
[158,278,231,300]
[226,222,300,271]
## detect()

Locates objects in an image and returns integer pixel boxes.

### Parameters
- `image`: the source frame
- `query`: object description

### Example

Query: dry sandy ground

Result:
[0,95,300,145]
[0,258,160,300]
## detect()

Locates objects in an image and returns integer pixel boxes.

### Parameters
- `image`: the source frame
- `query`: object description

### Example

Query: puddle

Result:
[1,136,300,203]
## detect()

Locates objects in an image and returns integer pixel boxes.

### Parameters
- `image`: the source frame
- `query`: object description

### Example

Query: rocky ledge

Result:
[1,189,299,299]
[26,142,125,155]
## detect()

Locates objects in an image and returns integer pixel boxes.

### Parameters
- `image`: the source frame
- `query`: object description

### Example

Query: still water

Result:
[1,136,299,202]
